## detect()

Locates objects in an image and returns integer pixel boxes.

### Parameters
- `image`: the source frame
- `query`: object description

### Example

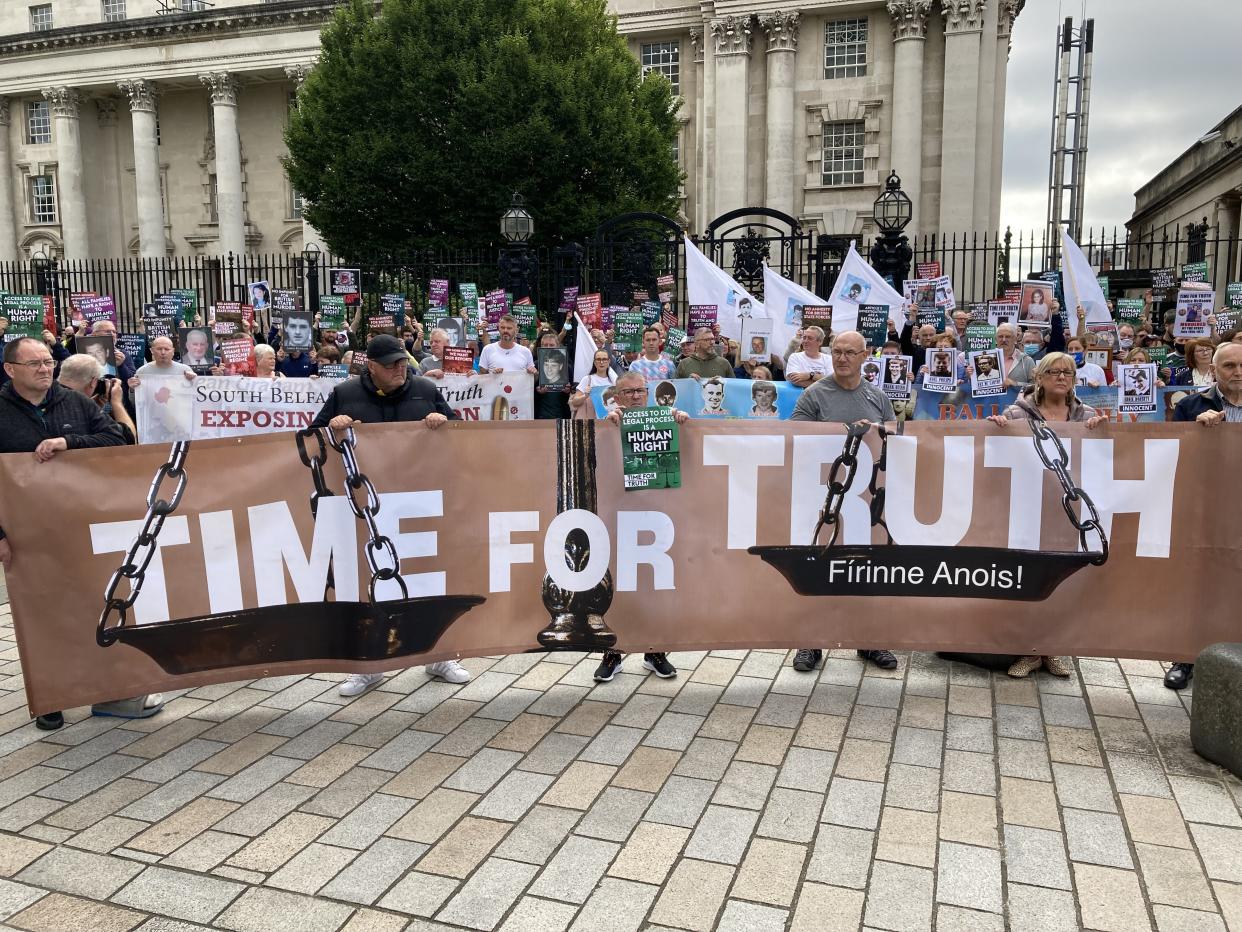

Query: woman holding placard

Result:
[987,352,1108,679]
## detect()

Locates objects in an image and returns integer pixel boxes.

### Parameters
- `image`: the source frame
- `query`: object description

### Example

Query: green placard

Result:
[621,406,681,490]
[916,307,945,333]
[665,327,687,352]
[1,295,47,341]
[964,322,996,353]
[1225,283,1242,309]
[1181,261,1210,284]
[319,295,347,330]
[1147,345,1169,366]
[1114,298,1145,327]
[613,310,644,352]
[856,304,889,350]
[512,306,538,342]
[168,289,198,326]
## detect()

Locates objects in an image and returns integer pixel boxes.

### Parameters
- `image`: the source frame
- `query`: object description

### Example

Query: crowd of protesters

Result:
[2,274,1238,729]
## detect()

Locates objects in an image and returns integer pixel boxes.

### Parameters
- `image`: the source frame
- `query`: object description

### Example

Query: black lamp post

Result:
[498,193,539,303]
[31,247,59,327]
[302,241,321,316]
[869,171,914,292]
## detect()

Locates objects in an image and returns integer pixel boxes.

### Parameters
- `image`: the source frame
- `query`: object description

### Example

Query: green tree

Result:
[285,0,683,256]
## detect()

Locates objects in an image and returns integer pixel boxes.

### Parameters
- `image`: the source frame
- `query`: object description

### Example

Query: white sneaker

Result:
[426,660,471,684]
[338,672,384,697]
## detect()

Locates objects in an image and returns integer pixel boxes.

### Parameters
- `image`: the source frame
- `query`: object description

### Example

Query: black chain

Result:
[325,426,409,602]
[98,441,191,646]
[867,425,892,544]
[1028,419,1109,565]
[295,428,334,519]
[812,421,869,547]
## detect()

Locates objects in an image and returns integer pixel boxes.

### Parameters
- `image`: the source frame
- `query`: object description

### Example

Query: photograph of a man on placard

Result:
[179,327,215,370]
[283,312,314,352]
[750,380,778,417]
[699,377,727,416]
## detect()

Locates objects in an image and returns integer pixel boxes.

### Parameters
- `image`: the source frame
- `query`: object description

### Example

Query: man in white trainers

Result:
[310,334,473,696]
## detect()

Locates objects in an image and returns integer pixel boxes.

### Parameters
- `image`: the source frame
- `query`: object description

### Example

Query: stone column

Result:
[760,11,799,218]
[990,0,1020,234]
[701,18,717,224]
[42,87,90,258]
[887,1,932,236]
[690,28,706,233]
[972,0,997,231]
[936,0,984,235]
[284,62,321,252]
[199,72,244,258]
[711,15,753,219]
[0,99,17,260]
[118,80,165,258]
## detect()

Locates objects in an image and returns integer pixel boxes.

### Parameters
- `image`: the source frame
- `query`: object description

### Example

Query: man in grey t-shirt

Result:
[790,330,899,674]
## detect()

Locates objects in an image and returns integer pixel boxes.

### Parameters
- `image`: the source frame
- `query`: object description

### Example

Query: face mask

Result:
[1072,352,1084,366]
[1119,338,1133,351]
[1023,344,1040,356]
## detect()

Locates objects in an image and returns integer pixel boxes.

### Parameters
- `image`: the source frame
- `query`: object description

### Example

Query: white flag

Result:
[684,235,764,343]
[762,263,823,361]
[572,313,609,382]
[826,242,906,336]
[1060,230,1111,324]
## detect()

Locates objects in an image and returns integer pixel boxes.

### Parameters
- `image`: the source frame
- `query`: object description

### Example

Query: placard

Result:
[741,317,774,363]
[923,348,958,393]
[880,354,913,400]
[968,349,1006,397]
[620,406,680,490]
[1118,363,1157,414]
[1173,289,1213,339]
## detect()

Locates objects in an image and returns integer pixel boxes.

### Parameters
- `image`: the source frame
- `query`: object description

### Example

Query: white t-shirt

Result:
[135,361,193,379]
[576,373,615,393]
[786,351,832,377]
[1075,362,1108,387]
[479,342,534,372]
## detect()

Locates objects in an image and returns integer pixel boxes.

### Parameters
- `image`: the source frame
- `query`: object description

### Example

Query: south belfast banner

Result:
[136,372,535,442]
[2,420,1239,715]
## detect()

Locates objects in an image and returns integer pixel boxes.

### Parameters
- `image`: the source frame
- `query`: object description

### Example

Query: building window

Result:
[29,4,53,31]
[671,136,679,166]
[208,174,218,222]
[102,0,126,21]
[824,18,867,79]
[822,120,865,186]
[641,41,680,96]
[291,185,305,220]
[26,101,51,145]
[30,176,56,223]
[179,0,206,10]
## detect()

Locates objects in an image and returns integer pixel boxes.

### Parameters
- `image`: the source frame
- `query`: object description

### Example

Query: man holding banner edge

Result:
[788,330,898,673]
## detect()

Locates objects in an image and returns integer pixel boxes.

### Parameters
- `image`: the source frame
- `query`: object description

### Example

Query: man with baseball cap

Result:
[310,333,471,693]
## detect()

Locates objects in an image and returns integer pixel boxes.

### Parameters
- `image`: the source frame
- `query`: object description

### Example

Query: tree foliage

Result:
[285,0,683,256]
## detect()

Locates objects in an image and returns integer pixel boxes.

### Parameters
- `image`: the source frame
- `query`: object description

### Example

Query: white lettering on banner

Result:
[1080,439,1179,559]
[616,512,676,591]
[789,436,874,546]
[983,437,1051,550]
[886,436,974,546]
[702,435,786,549]
[248,498,359,605]
[489,511,540,592]
[199,511,244,614]
[371,492,445,600]
[543,510,611,591]
[89,517,190,624]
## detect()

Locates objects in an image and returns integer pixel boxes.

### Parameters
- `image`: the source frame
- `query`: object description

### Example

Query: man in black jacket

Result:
[309,334,470,695]
[310,334,456,430]
[1165,342,1242,690]
[0,336,158,730]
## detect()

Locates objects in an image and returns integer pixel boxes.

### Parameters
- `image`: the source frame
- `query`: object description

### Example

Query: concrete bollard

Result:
[1190,643,1242,780]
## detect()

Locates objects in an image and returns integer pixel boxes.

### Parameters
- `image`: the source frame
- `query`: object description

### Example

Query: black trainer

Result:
[643,653,677,678]
[1164,662,1193,690]
[793,648,822,672]
[35,711,64,731]
[594,651,624,682]
[859,649,898,670]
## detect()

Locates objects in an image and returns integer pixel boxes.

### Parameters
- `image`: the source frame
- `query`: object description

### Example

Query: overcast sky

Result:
[1000,0,1242,236]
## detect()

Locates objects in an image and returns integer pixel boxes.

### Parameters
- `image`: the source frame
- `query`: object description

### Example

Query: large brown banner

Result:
[1,420,1237,715]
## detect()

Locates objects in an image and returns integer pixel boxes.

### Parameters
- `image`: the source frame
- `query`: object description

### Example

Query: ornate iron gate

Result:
[697,207,817,301]
[585,212,684,311]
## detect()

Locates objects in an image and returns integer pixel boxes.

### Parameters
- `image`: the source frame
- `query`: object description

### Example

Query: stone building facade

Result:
[0,0,1021,260]
[1128,104,1242,271]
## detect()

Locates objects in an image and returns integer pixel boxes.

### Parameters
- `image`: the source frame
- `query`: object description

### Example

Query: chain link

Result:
[295,428,334,519]
[1028,419,1109,565]
[812,422,869,547]
[98,441,191,646]
[867,425,892,544]
[331,426,409,602]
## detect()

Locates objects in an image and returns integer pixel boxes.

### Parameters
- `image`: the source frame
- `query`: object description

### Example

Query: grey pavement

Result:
[0,588,1240,931]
